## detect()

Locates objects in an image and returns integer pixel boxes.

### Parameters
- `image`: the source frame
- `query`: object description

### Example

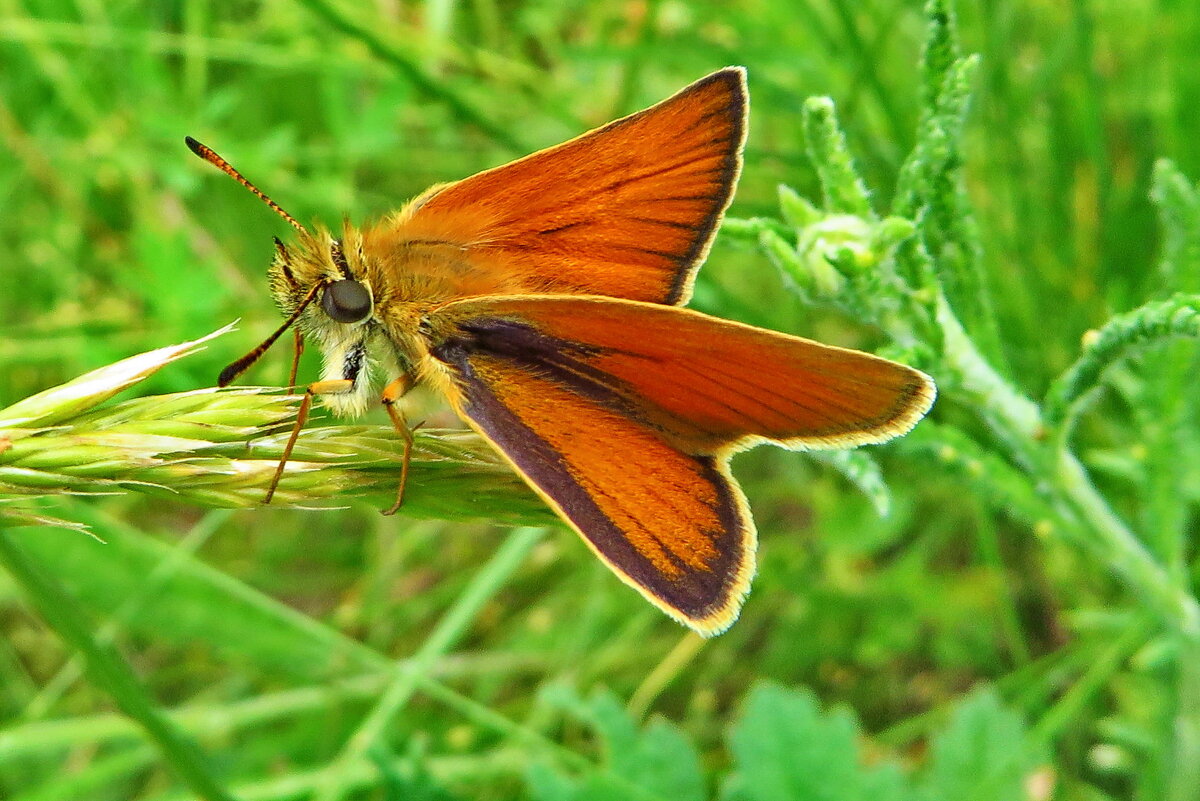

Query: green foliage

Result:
[802,97,876,220]
[527,683,1043,801]
[806,449,891,517]
[1152,159,1200,291]
[528,687,704,801]
[725,685,909,801]
[3,0,1200,800]
[1043,293,1200,430]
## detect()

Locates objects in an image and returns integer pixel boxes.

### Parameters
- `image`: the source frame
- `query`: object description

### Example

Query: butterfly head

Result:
[265,227,397,416]
[269,228,375,330]
[184,137,388,394]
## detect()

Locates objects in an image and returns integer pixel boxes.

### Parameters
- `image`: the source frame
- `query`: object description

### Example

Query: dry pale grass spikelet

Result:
[0,326,550,525]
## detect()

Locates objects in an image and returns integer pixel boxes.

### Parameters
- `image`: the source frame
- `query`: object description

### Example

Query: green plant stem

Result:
[312,526,545,801]
[0,530,238,801]
[0,654,544,764]
[1056,451,1200,637]
[936,292,1200,639]
[939,273,1200,796]
[935,293,1040,439]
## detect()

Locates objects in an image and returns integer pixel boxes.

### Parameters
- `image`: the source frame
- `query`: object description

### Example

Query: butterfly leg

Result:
[381,373,416,516]
[264,378,355,505]
[286,327,304,390]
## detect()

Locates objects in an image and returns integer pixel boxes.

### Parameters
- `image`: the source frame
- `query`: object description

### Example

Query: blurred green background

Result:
[2,0,1199,799]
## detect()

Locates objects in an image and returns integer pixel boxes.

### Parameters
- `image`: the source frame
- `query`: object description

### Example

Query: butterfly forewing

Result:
[379,68,747,305]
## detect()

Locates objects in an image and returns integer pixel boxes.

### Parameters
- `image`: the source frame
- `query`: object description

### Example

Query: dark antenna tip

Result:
[183,136,307,235]
[217,360,244,388]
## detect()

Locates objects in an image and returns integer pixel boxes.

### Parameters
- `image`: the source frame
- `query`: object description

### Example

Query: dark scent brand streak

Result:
[595,152,730,196]
[623,215,698,231]
[537,221,589,236]
[451,319,635,413]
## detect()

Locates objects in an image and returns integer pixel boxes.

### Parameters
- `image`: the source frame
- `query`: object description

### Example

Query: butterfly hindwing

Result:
[422,296,934,633]
[426,305,757,634]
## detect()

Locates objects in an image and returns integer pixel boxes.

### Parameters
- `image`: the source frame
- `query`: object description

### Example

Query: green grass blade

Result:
[0,531,238,801]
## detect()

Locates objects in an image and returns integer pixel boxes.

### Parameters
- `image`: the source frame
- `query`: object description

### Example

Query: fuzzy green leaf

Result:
[895,55,987,300]
[918,688,1046,801]
[1043,293,1200,429]
[719,215,795,247]
[778,184,823,229]
[759,226,821,304]
[1151,158,1200,292]
[891,2,998,358]
[802,97,875,219]
[722,683,911,801]
[917,0,961,126]
[529,687,704,801]
[807,449,892,516]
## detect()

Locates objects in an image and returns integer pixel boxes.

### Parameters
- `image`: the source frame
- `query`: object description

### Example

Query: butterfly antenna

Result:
[184,136,307,235]
[218,281,324,386]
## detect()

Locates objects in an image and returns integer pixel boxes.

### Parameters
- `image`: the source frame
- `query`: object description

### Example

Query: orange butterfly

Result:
[187,68,934,635]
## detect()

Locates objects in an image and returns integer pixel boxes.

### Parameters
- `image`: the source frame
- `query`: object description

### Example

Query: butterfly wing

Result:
[422,296,935,633]
[427,310,757,634]
[372,68,747,306]
[432,296,936,453]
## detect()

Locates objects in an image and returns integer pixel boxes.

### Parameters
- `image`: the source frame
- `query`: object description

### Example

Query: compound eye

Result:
[321,279,372,323]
